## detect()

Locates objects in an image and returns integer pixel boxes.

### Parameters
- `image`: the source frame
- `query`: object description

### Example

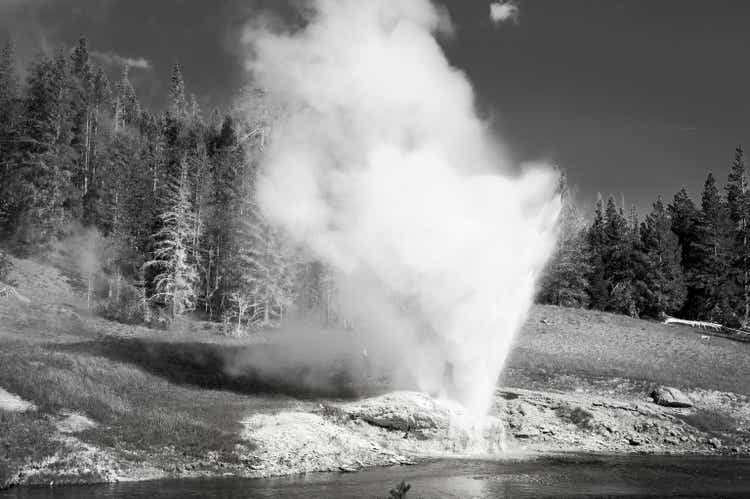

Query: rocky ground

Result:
[6,382,748,490]
[234,384,750,480]
[2,255,750,490]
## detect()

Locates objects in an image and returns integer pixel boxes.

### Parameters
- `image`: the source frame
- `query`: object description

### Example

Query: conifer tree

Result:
[0,40,20,232]
[668,187,700,317]
[725,145,750,325]
[8,52,74,248]
[692,172,735,323]
[201,115,244,318]
[603,196,637,315]
[143,160,199,318]
[538,176,591,307]
[168,62,187,119]
[586,194,609,308]
[114,66,140,130]
[0,40,19,131]
[639,197,687,316]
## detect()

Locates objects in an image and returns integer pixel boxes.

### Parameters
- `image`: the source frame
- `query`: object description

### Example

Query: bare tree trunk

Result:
[744,221,749,325]
[114,98,121,133]
[83,110,91,195]
[87,274,93,312]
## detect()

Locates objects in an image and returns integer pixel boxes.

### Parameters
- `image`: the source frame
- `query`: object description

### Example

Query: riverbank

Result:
[1,256,750,490]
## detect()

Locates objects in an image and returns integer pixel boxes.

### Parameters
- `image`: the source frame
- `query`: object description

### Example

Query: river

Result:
[2,454,749,498]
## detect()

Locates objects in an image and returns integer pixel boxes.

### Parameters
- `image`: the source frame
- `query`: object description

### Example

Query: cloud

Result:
[489,1,519,25]
[91,51,152,70]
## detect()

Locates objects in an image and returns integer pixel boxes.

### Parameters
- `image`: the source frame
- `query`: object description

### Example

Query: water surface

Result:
[2,454,749,498]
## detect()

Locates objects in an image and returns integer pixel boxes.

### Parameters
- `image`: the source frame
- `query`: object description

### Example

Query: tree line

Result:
[539,146,750,328]
[0,37,333,331]
[3,37,747,331]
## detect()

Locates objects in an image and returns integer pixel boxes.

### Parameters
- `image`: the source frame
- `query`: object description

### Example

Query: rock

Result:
[513,427,540,439]
[650,387,693,408]
[708,438,722,449]
[339,392,460,432]
[627,437,642,446]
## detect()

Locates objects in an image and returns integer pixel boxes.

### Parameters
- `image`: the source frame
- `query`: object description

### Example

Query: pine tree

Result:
[0,40,21,233]
[692,172,735,324]
[201,115,244,318]
[92,67,112,109]
[168,62,187,119]
[586,195,647,316]
[0,40,19,129]
[668,187,700,317]
[230,189,296,330]
[587,194,609,308]
[538,176,591,307]
[639,197,687,317]
[603,196,638,315]
[114,66,140,130]
[143,160,199,319]
[8,52,74,248]
[725,145,750,325]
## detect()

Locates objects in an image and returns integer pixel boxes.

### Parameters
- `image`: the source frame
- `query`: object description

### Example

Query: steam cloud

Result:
[243,0,559,417]
[91,51,152,70]
[490,1,519,25]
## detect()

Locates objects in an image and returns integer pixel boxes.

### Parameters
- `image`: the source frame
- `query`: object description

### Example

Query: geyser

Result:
[243,0,560,418]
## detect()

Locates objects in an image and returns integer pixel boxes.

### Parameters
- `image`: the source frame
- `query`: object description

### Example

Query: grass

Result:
[505,305,750,396]
[0,411,62,488]
[0,303,304,484]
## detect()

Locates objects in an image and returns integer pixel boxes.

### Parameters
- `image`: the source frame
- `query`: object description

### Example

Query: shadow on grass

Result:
[54,337,370,400]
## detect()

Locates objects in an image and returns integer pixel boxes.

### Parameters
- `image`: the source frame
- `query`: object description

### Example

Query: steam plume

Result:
[490,1,519,25]
[91,51,152,70]
[243,0,559,417]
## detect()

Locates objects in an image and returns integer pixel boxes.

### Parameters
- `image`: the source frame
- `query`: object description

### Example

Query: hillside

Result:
[1,256,750,490]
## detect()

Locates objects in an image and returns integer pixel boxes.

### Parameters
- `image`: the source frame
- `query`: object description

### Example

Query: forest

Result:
[541,147,749,328]
[0,37,308,331]
[0,37,748,331]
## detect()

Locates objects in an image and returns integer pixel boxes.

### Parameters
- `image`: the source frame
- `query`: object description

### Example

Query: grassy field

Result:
[506,305,750,396]
[0,298,306,485]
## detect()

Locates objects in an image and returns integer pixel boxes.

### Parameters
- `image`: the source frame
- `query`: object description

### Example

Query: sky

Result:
[1,0,749,213]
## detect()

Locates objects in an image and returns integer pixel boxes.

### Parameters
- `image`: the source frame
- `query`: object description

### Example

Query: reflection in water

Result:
[2,454,750,498]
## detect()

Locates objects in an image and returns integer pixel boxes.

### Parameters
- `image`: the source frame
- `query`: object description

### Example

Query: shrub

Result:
[389,481,411,499]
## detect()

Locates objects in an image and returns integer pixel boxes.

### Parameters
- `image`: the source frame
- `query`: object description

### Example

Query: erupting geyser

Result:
[244,0,560,419]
